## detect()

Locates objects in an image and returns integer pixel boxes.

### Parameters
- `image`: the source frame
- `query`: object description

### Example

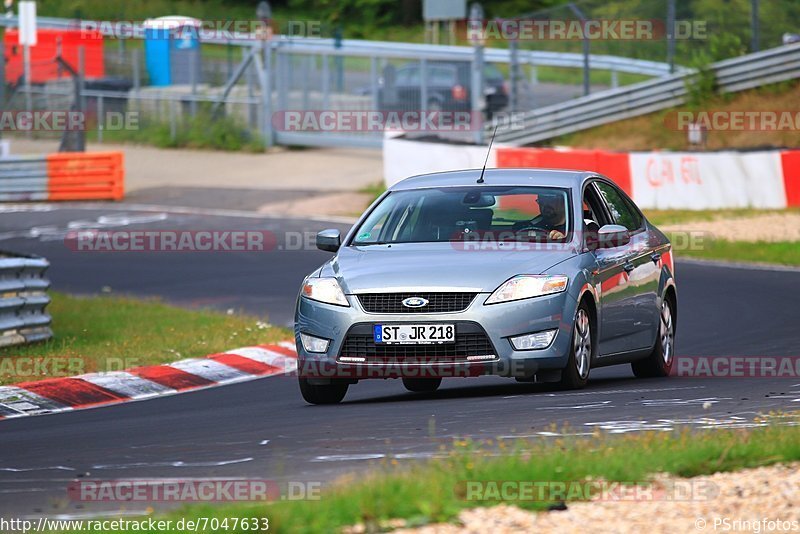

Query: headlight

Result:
[485,275,568,305]
[302,277,349,307]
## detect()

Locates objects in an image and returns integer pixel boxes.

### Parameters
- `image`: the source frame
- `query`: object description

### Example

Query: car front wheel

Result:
[298,377,348,405]
[632,297,675,378]
[559,303,593,389]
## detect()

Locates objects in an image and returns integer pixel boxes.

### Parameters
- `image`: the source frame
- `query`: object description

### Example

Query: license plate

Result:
[374,324,455,345]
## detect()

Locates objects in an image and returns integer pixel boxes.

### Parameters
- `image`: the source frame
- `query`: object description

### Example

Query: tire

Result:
[402,377,442,393]
[632,297,675,378]
[298,377,348,405]
[559,302,593,390]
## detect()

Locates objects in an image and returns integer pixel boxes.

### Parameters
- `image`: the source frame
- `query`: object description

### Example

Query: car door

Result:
[594,181,660,353]
[395,66,420,111]
[584,182,635,356]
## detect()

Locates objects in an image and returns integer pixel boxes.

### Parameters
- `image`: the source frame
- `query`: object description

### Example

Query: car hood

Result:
[320,243,576,293]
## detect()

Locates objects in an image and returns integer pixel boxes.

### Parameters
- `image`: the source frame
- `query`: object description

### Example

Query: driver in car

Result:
[512,192,567,240]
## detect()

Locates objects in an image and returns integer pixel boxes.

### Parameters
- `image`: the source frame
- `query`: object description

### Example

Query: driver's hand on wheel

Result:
[548,230,565,240]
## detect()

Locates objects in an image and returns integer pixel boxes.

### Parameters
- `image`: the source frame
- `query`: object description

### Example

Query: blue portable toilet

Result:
[143,16,202,86]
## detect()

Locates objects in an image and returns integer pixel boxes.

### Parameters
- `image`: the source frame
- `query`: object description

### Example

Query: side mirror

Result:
[316,229,341,253]
[597,224,631,249]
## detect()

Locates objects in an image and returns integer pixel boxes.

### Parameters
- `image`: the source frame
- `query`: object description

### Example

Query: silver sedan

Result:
[294,169,677,404]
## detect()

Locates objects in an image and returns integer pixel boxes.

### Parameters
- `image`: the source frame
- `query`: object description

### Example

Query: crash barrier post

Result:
[0,152,124,201]
[0,252,53,348]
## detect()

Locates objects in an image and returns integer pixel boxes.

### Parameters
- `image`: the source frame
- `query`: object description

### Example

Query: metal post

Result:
[667,0,676,74]
[246,47,256,129]
[751,0,760,52]
[321,54,331,112]
[23,44,32,126]
[610,69,618,89]
[56,37,63,78]
[77,46,86,150]
[568,3,590,96]
[132,48,141,116]
[190,53,198,117]
[98,95,104,143]
[469,3,485,144]
[0,42,5,116]
[420,58,428,115]
[302,54,311,110]
[261,39,273,147]
[170,99,177,142]
[227,40,233,80]
[369,56,378,110]
[334,26,343,92]
[509,38,519,112]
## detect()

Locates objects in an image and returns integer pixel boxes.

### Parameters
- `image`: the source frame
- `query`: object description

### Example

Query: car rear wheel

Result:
[402,377,442,393]
[632,297,675,378]
[559,303,593,389]
[298,377,348,405]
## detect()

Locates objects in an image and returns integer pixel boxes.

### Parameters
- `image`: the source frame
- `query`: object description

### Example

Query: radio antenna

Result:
[477,125,498,184]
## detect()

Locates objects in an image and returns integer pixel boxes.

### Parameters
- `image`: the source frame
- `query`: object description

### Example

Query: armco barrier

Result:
[0,152,124,202]
[0,252,52,348]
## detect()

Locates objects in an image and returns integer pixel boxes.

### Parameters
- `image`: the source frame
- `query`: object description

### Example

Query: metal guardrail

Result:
[0,252,52,348]
[0,157,49,202]
[493,43,800,146]
[0,15,679,77]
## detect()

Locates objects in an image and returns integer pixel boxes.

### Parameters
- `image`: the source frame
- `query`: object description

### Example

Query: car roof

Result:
[389,168,598,191]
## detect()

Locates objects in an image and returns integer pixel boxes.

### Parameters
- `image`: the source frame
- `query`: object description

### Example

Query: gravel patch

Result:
[350,463,799,534]
[661,213,800,242]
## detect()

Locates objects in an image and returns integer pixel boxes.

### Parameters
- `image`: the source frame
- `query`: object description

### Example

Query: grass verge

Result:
[48,417,800,533]
[643,208,800,227]
[0,292,291,386]
[673,238,800,267]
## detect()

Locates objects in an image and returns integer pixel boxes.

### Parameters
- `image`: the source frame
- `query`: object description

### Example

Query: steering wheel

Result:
[512,222,550,235]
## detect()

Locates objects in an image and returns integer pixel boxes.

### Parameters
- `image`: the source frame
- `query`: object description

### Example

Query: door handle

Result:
[650,252,661,263]
[623,262,635,273]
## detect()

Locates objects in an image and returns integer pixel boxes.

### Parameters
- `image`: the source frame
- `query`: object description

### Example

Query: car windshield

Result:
[351,186,572,245]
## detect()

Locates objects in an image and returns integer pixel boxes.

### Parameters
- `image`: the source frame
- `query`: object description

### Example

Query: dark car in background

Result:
[378,61,509,116]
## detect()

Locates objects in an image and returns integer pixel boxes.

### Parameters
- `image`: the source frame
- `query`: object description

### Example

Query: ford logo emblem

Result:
[402,297,429,308]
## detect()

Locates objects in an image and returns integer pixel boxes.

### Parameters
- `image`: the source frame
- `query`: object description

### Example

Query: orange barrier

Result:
[46,152,124,201]
[781,151,800,208]
[495,147,633,196]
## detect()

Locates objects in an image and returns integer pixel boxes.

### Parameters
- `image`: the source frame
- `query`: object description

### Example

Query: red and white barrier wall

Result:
[383,137,800,209]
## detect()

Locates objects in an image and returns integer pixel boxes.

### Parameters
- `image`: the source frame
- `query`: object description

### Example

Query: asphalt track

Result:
[0,204,799,517]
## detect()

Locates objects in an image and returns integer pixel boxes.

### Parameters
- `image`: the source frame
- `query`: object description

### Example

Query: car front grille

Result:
[338,322,495,364]
[357,292,478,314]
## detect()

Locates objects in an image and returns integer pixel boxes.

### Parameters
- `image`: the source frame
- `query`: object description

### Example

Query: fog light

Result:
[300,333,330,353]
[509,329,557,351]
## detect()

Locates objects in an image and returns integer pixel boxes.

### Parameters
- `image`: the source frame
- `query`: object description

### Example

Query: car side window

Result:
[582,184,609,227]
[396,67,419,85]
[595,182,643,231]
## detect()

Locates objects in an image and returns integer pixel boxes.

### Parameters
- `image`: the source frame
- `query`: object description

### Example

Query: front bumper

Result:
[294,290,578,380]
